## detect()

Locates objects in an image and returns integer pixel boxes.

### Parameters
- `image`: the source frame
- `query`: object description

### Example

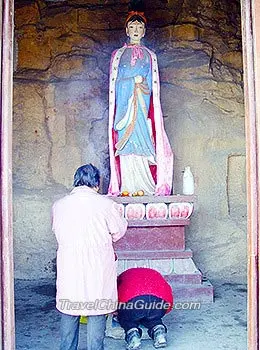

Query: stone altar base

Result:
[112,195,213,304]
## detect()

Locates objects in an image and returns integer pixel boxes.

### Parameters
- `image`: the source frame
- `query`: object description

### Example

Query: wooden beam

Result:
[241,0,260,348]
[0,0,15,349]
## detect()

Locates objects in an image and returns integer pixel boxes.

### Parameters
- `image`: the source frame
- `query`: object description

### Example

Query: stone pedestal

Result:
[113,195,213,303]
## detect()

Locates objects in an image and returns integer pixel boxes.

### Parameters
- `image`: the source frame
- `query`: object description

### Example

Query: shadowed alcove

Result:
[13,0,246,282]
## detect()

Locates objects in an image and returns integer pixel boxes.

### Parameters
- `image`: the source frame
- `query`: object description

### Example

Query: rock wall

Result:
[13,0,246,282]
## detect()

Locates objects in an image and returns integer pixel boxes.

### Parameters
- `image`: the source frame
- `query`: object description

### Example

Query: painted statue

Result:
[108,11,173,196]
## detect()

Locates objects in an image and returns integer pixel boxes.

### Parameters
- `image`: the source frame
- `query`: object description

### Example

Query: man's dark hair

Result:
[73,164,100,188]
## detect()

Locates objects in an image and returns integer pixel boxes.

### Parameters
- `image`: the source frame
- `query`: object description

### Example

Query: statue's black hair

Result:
[126,14,146,26]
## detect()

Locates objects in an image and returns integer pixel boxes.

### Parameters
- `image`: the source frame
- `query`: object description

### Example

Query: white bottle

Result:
[183,166,194,195]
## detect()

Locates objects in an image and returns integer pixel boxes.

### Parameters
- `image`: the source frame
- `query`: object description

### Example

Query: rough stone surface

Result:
[13,0,246,283]
[13,189,58,279]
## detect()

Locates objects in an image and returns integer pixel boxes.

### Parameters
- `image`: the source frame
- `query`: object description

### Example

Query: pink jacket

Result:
[52,186,127,316]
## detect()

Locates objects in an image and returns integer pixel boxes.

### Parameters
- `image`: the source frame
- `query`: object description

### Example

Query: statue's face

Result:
[126,20,146,43]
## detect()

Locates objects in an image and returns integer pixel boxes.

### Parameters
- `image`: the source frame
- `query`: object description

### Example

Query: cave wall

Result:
[13,0,246,282]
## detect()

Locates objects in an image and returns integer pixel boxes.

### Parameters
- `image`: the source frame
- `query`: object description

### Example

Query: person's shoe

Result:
[152,325,167,348]
[126,328,141,350]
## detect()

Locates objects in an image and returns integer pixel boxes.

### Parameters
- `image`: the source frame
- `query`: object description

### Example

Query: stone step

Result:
[116,249,193,259]
[164,272,201,284]
[169,280,214,303]
[117,257,203,285]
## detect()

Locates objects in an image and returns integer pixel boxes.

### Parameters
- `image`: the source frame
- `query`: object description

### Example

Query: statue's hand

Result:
[134,75,143,84]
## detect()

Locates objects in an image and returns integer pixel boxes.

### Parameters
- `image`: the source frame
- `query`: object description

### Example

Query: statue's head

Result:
[125,11,147,43]
[125,11,147,27]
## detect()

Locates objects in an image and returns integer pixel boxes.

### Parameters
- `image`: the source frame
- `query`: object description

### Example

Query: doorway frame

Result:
[1,0,15,349]
[0,0,259,349]
[241,0,260,348]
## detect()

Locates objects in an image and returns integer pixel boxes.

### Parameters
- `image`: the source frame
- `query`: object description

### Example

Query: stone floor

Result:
[15,278,247,350]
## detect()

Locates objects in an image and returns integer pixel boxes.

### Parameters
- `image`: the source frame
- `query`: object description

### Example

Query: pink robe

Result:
[52,186,127,316]
[108,45,174,196]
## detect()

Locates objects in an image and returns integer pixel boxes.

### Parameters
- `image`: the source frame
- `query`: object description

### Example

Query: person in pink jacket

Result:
[52,164,127,350]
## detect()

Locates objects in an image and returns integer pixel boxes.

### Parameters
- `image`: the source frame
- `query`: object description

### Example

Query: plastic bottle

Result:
[182,166,194,195]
